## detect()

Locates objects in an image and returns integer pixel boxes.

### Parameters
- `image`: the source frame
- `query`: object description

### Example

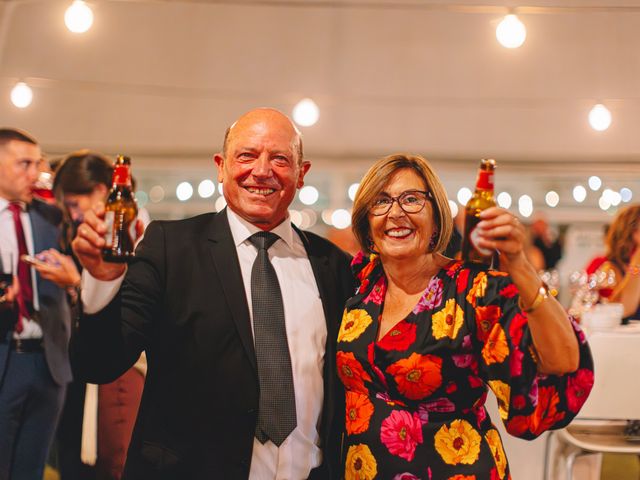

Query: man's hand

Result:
[71,202,127,281]
[34,249,81,288]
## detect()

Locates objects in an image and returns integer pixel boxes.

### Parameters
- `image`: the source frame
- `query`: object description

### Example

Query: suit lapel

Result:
[206,209,257,372]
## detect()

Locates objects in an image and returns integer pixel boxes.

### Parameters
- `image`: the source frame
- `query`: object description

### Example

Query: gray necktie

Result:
[249,231,297,446]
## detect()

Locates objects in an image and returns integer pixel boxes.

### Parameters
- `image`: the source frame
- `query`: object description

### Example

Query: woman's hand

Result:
[33,249,81,288]
[474,206,529,274]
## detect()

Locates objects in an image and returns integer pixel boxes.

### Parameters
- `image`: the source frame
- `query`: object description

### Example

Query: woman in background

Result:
[52,151,147,480]
[594,204,640,320]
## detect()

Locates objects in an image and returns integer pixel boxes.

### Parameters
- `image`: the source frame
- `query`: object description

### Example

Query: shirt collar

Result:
[0,197,27,213]
[226,207,295,250]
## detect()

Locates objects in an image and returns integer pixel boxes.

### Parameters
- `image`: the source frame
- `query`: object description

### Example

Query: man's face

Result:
[215,110,310,231]
[0,140,42,203]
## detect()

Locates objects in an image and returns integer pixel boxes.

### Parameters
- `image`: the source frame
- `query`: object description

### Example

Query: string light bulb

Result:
[292,98,319,127]
[496,14,527,49]
[588,103,612,131]
[10,82,33,108]
[65,1,94,34]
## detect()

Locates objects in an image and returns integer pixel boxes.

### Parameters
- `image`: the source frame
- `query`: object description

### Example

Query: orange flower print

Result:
[482,324,509,365]
[339,309,373,343]
[345,444,378,480]
[337,351,372,394]
[386,353,443,400]
[346,391,374,435]
[475,305,501,342]
[434,419,482,465]
[507,386,566,437]
[488,380,511,421]
[448,476,476,480]
[466,272,487,307]
[432,299,464,340]
[485,429,507,479]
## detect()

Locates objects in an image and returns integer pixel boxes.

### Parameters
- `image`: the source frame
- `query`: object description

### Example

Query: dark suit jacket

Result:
[71,209,355,479]
[0,199,71,389]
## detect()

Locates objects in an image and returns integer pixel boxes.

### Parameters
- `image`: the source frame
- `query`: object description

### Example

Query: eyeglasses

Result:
[369,190,431,216]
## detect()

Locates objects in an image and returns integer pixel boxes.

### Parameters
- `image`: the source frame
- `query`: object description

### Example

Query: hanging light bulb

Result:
[292,98,319,127]
[65,1,94,34]
[10,82,33,108]
[496,14,527,49]
[588,104,612,131]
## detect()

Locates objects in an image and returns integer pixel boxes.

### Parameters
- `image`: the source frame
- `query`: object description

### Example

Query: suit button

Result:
[247,408,256,414]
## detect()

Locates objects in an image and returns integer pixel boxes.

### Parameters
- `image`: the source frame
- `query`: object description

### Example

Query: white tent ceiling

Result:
[1,0,639,220]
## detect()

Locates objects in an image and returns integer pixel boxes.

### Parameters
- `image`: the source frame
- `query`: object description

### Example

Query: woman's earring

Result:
[368,238,379,254]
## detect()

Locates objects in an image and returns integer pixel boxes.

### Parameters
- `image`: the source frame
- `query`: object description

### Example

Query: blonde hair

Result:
[605,204,640,268]
[352,153,453,254]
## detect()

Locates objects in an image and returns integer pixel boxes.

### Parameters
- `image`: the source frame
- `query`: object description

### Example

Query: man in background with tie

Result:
[71,108,355,479]
[0,128,73,479]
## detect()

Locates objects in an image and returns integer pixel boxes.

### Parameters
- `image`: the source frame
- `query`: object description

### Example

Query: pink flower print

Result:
[509,348,524,377]
[364,277,385,305]
[420,397,456,414]
[380,410,424,461]
[393,474,420,480]
[413,277,444,314]
[452,354,474,368]
[461,334,472,351]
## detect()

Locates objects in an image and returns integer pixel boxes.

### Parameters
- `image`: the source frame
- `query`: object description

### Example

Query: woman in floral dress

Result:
[338,154,594,480]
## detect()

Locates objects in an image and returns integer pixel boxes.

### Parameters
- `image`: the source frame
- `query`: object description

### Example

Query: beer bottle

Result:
[461,158,497,266]
[102,155,138,263]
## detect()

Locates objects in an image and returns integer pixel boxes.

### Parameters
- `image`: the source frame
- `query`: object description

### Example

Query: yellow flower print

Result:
[488,380,511,420]
[434,419,481,465]
[466,272,487,307]
[432,299,465,340]
[345,444,378,480]
[338,309,373,343]
[481,324,509,365]
[485,429,507,479]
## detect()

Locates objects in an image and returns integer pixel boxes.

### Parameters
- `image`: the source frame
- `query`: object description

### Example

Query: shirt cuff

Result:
[81,269,126,314]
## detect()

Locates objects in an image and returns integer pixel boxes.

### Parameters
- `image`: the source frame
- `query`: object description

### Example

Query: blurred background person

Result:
[531,212,563,270]
[52,150,148,480]
[0,128,73,480]
[594,204,640,320]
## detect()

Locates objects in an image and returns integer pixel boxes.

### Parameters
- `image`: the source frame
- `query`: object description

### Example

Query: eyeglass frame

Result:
[368,189,432,216]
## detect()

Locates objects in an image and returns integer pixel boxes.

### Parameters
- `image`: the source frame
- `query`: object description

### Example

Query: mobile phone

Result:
[20,254,49,268]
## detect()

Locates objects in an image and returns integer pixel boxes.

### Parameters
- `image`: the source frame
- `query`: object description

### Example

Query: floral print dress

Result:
[337,253,594,480]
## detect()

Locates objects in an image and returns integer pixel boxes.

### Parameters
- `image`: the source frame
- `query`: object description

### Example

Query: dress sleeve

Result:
[466,268,594,440]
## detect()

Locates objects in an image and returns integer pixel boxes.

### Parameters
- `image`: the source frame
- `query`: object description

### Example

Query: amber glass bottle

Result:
[461,158,497,266]
[102,155,138,263]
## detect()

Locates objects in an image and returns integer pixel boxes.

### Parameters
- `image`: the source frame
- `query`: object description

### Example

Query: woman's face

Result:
[63,185,107,224]
[368,168,436,262]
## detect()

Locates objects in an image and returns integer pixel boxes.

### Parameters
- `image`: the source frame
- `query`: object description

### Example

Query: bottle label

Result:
[469,225,493,256]
[104,211,115,247]
[476,171,494,190]
[113,166,130,186]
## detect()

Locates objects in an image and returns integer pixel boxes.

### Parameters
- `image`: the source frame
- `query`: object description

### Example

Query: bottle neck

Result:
[475,168,494,193]
[112,165,131,187]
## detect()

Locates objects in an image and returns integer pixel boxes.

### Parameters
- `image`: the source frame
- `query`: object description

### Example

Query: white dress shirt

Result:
[82,208,328,480]
[0,197,44,339]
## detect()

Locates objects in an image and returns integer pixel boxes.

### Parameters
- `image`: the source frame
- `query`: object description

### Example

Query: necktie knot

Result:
[249,231,280,251]
[8,202,23,216]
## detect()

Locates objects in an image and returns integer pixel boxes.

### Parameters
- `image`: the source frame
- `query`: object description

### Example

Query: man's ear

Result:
[296,160,311,189]
[214,154,224,183]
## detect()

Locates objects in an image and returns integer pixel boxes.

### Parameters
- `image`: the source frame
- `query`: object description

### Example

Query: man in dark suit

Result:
[71,108,355,479]
[0,128,72,479]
